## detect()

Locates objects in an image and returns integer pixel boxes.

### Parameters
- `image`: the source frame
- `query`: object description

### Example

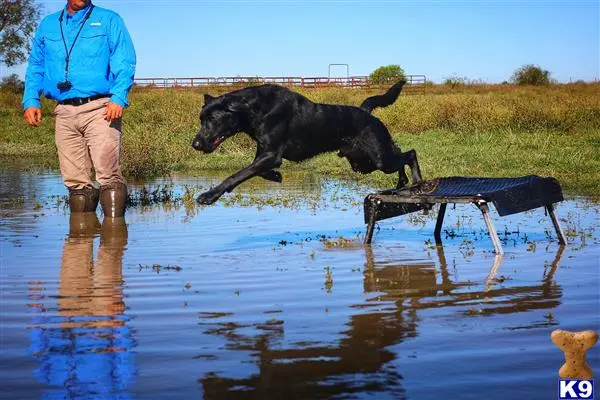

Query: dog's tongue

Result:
[212,136,225,149]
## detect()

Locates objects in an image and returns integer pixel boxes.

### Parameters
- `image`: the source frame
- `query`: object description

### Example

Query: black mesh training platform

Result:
[364,175,566,254]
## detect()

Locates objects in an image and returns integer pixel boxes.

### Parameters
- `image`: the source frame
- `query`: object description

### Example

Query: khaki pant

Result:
[55,97,124,190]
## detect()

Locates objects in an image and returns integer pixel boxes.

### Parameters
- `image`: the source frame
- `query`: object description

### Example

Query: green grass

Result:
[1,83,599,197]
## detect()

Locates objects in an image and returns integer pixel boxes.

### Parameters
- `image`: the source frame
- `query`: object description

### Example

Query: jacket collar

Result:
[64,2,93,22]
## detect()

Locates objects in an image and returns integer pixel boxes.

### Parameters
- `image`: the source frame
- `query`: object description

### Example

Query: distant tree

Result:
[0,0,42,67]
[369,64,405,84]
[511,64,551,85]
[443,75,469,88]
[0,73,24,92]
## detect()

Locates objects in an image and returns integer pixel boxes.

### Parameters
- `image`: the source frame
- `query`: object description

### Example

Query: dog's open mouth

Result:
[211,136,226,150]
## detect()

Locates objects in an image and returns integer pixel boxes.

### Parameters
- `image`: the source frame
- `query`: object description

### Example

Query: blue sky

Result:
[3,0,599,83]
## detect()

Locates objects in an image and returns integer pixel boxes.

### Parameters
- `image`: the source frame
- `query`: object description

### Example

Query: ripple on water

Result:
[1,170,598,399]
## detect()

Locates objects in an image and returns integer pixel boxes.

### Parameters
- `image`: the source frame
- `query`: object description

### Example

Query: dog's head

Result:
[192,94,249,153]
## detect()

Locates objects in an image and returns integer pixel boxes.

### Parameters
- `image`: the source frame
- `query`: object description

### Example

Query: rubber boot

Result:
[68,187,99,213]
[100,183,128,218]
[69,212,101,237]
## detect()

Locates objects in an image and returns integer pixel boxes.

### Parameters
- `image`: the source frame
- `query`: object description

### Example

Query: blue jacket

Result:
[23,3,136,109]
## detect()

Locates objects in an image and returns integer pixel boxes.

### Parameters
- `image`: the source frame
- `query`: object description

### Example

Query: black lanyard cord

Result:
[58,5,95,81]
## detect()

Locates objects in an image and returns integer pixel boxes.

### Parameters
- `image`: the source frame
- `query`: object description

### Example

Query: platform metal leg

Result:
[434,203,447,245]
[546,204,566,246]
[477,202,504,255]
[364,200,378,245]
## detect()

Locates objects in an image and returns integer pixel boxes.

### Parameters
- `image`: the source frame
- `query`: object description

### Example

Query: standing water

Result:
[1,170,598,399]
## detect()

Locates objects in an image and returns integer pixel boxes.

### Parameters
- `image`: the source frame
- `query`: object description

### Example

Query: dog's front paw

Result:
[197,189,222,205]
[259,170,282,183]
[269,170,283,183]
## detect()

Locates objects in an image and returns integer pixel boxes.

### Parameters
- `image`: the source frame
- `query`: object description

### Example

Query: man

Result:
[22,0,136,218]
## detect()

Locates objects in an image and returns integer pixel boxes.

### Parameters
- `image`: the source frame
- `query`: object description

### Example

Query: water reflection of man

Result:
[29,214,135,398]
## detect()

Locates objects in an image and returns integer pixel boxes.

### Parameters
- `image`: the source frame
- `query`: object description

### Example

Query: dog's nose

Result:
[191,138,202,150]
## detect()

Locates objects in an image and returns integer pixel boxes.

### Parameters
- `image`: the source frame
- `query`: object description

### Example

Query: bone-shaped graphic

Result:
[551,329,598,379]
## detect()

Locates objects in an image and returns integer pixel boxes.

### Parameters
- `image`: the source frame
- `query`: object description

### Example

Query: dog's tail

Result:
[359,80,407,114]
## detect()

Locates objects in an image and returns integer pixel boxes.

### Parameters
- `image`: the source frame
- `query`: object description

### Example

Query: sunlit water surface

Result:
[1,170,599,399]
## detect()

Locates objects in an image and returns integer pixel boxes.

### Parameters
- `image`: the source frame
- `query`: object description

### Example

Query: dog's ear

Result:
[204,94,215,105]
[226,99,249,114]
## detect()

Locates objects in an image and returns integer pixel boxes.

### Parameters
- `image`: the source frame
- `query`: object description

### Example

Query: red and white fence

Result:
[133,75,427,94]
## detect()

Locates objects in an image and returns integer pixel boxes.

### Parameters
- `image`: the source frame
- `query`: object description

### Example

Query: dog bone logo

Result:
[551,329,598,379]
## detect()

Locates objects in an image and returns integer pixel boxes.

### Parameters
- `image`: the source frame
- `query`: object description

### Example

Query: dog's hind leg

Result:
[397,167,410,189]
[399,149,422,188]
[375,149,422,189]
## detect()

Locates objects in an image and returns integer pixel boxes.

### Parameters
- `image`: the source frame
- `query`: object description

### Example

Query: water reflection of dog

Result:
[29,214,136,398]
[196,245,565,399]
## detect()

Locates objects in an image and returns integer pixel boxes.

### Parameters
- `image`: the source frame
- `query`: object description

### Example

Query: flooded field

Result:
[1,170,599,399]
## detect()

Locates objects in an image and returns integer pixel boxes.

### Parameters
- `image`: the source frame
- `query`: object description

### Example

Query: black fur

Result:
[192,80,421,204]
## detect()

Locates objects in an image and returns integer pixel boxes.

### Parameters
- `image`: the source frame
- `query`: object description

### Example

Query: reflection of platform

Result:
[364,176,566,254]
[364,244,565,319]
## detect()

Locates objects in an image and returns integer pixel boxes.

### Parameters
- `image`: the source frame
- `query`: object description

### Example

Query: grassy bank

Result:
[1,83,599,197]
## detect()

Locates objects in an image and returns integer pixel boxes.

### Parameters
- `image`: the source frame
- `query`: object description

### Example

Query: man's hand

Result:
[104,102,124,121]
[24,107,42,127]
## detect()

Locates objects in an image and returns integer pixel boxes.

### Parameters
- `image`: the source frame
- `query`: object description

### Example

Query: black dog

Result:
[191,81,422,204]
